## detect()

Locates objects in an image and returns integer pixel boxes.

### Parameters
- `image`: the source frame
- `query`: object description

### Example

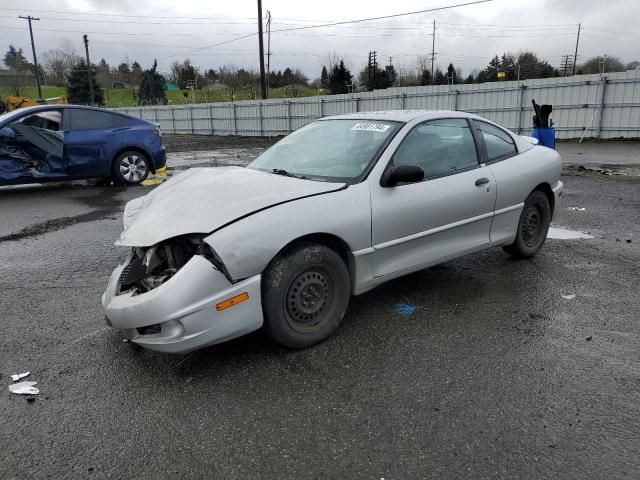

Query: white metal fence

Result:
[113,70,640,139]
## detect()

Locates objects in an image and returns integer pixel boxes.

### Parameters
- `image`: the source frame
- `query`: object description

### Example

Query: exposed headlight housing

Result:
[117,235,228,296]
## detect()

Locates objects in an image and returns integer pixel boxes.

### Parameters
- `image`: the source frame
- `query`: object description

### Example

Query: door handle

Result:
[475,177,490,187]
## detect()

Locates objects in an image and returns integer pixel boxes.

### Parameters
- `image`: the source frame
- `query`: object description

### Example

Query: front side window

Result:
[392,118,479,178]
[248,119,402,182]
[475,121,517,161]
[19,111,62,131]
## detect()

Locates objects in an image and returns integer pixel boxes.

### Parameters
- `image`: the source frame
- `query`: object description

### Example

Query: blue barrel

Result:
[531,127,555,149]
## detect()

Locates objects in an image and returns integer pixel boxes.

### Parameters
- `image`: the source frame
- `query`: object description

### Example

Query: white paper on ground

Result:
[11,372,30,381]
[8,381,39,395]
[548,227,594,240]
[561,294,576,300]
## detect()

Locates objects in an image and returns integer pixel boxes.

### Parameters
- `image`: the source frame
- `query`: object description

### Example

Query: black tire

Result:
[112,151,150,185]
[262,243,351,349]
[503,190,551,258]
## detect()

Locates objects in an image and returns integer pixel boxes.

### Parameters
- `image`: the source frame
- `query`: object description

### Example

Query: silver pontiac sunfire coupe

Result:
[102,110,563,354]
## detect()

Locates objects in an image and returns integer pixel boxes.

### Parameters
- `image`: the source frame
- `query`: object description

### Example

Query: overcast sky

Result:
[1,0,638,79]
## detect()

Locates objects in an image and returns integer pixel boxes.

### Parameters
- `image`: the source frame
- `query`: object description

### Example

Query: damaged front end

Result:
[116,235,229,296]
[102,233,264,354]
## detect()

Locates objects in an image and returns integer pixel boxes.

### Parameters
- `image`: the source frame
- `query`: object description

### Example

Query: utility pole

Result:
[373,50,377,88]
[572,23,581,75]
[560,54,573,77]
[83,34,95,105]
[367,51,377,91]
[257,0,267,100]
[430,20,436,85]
[18,15,42,99]
[266,10,271,96]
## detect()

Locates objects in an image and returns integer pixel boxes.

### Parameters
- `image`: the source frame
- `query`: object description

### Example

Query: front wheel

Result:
[112,151,150,185]
[503,190,551,258]
[262,243,351,349]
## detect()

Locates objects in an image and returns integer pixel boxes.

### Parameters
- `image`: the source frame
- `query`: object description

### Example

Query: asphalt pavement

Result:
[1,143,639,479]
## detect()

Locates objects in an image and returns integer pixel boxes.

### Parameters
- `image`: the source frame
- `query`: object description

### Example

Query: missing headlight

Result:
[117,235,226,296]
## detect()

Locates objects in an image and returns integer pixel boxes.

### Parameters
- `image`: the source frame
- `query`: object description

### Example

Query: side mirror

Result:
[0,126,15,139]
[381,164,425,187]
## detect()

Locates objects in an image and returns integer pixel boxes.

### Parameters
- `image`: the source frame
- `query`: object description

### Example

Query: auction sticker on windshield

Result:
[351,122,391,132]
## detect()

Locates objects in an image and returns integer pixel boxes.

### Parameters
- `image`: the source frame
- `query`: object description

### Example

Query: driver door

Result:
[0,109,65,184]
[370,118,497,278]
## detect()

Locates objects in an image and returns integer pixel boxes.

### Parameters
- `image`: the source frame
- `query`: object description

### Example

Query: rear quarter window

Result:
[68,109,133,131]
[475,121,517,162]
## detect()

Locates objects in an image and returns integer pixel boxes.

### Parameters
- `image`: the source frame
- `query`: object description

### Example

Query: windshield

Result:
[248,119,402,182]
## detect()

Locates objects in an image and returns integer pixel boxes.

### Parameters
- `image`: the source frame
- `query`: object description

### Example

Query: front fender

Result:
[204,182,372,280]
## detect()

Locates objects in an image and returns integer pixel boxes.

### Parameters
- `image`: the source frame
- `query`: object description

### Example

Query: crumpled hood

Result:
[116,167,345,247]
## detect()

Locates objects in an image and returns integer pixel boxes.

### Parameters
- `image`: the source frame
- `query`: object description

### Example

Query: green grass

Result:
[1,85,327,109]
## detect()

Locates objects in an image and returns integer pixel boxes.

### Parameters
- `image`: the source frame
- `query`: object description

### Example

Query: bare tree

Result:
[42,49,67,85]
[323,52,342,71]
[416,55,431,75]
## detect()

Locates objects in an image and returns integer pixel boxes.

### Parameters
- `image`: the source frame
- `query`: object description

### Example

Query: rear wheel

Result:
[112,151,149,185]
[503,190,551,258]
[262,243,351,349]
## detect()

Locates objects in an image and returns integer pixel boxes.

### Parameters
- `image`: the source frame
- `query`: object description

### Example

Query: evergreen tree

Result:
[3,45,30,71]
[384,65,397,86]
[464,74,474,84]
[420,69,431,86]
[320,66,328,89]
[328,60,352,94]
[447,63,457,84]
[282,67,294,86]
[138,60,167,106]
[66,60,104,105]
[483,55,501,81]
[434,68,446,85]
[3,44,32,95]
[130,61,143,86]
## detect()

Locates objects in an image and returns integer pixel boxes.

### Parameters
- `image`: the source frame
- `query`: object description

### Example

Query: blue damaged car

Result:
[0,105,166,186]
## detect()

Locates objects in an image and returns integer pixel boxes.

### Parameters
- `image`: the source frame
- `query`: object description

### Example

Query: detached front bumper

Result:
[102,254,263,354]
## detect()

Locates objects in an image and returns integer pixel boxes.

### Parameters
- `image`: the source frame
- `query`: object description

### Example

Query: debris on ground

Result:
[547,227,594,240]
[561,294,576,300]
[10,372,30,381]
[586,336,593,341]
[394,304,417,316]
[567,207,586,211]
[9,381,39,395]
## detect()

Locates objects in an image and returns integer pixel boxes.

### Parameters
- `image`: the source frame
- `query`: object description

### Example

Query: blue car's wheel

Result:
[113,151,150,185]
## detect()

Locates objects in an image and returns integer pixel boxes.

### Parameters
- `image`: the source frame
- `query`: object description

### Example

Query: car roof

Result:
[5,104,132,116]
[321,109,484,123]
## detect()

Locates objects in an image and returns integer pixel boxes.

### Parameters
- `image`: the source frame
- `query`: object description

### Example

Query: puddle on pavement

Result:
[548,226,594,240]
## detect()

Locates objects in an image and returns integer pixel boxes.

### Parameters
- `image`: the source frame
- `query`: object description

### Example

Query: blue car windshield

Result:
[248,119,402,182]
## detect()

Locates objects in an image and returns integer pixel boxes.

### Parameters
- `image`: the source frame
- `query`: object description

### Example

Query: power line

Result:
[266,0,494,34]
[156,0,495,60]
